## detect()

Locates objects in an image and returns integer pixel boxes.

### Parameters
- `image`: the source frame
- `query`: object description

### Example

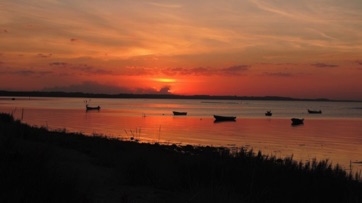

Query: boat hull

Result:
[86,105,101,111]
[173,111,187,116]
[308,109,322,114]
[214,115,236,121]
[291,118,304,125]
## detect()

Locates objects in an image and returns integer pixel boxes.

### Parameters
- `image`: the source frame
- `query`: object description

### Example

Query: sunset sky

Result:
[1,0,362,100]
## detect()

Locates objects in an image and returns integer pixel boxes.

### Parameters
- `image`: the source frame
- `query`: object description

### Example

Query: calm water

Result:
[1,97,362,174]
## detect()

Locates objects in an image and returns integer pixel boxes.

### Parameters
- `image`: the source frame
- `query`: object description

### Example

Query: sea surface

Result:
[1,97,362,174]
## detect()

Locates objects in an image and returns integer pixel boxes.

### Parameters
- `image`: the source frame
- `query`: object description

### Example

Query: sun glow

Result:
[152,78,176,83]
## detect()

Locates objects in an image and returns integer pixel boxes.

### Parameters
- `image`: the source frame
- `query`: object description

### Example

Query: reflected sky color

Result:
[1,0,362,99]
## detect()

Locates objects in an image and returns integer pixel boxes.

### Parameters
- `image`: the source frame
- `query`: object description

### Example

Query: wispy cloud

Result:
[311,63,339,68]
[37,53,52,58]
[161,65,250,76]
[49,62,67,66]
[263,72,293,77]
[48,62,114,75]
[1,69,52,76]
[147,2,182,9]
[43,81,172,94]
[220,65,249,75]
[162,67,211,76]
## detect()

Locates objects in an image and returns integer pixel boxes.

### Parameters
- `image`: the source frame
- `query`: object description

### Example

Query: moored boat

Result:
[214,115,236,122]
[173,111,187,116]
[291,118,304,125]
[308,109,322,114]
[265,111,272,116]
[86,104,101,111]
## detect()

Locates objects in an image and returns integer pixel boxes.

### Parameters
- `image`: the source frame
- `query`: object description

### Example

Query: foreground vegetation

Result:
[0,113,361,203]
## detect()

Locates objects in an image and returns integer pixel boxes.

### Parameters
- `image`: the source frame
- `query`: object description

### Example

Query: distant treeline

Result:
[0,90,336,101]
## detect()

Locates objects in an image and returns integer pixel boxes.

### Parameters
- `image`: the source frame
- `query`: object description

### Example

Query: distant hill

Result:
[0,90,338,102]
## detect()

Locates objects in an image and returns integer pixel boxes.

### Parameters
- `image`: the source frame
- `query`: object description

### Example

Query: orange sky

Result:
[1,1,362,100]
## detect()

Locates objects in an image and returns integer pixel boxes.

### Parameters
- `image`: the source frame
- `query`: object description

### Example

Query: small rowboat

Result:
[214,115,236,122]
[173,111,187,116]
[291,118,304,125]
[86,105,100,111]
[265,111,272,116]
[308,109,322,114]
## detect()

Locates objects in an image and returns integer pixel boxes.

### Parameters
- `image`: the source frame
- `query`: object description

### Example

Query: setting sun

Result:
[152,78,176,83]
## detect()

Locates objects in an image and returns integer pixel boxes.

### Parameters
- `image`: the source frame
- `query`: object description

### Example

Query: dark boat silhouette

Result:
[173,111,187,116]
[308,109,322,114]
[86,104,100,111]
[265,111,272,116]
[291,118,304,125]
[214,115,236,122]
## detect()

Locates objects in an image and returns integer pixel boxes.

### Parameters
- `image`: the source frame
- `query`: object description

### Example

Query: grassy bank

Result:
[0,112,361,203]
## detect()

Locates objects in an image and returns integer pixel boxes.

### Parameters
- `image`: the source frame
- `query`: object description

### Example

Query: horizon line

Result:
[0,90,361,102]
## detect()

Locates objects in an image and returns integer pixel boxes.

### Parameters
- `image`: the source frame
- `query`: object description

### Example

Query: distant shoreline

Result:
[0,90,359,102]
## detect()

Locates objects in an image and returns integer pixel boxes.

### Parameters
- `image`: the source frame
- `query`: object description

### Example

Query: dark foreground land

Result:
[0,113,361,203]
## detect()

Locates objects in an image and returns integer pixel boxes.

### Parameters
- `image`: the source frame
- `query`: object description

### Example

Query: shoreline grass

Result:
[1,112,361,202]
